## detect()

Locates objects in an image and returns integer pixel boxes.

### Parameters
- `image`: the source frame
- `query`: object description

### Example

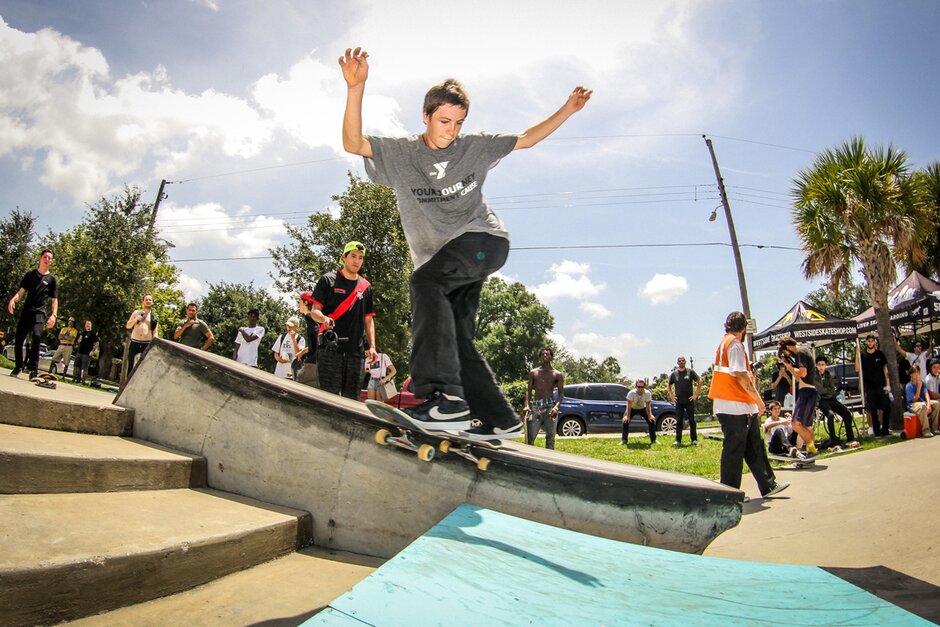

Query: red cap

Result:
[300,291,315,304]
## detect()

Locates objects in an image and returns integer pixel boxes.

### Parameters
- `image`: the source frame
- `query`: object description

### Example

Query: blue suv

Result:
[555,383,677,437]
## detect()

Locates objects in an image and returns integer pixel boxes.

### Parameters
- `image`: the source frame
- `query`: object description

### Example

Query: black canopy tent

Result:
[753,300,858,351]
[853,271,940,338]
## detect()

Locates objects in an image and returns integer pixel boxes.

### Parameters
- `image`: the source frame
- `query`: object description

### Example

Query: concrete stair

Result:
[0,381,322,625]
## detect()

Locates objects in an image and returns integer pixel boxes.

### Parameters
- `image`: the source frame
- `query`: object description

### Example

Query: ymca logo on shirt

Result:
[428,161,449,180]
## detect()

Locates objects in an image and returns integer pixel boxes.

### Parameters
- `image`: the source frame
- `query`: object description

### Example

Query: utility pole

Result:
[703,135,754,356]
[148,179,168,236]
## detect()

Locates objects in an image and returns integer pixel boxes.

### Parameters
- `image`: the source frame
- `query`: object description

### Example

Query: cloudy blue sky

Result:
[1,0,938,380]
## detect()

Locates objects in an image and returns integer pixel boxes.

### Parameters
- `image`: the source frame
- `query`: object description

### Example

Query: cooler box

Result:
[903,412,923,439]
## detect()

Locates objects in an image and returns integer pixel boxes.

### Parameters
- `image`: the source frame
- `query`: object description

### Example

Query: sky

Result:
[1,0,939,381]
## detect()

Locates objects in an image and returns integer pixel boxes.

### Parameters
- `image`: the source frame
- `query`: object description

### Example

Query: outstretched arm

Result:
[339,47,374,157]
[514,86,592,151]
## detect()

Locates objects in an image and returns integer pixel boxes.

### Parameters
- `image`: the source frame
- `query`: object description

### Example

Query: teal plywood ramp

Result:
[310,504,930,626]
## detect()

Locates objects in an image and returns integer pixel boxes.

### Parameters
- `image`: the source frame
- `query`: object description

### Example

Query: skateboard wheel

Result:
[477,457,490,472]
[375,429,391,446]
[417,443,435,462]
[438,440,452,454]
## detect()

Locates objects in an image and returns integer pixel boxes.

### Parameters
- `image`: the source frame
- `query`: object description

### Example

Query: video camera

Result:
[319,329,348,351]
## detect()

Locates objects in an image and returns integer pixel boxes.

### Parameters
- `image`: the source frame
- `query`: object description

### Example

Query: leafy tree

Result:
[475,277,554,383]
[39,187,183,379]
[0,209,37,334]
[553,345,626,385]
[904,162,940,277]
[270,172,412,374]
[792,137,931,428]
[196,281,292,373]
[803,281,872,365]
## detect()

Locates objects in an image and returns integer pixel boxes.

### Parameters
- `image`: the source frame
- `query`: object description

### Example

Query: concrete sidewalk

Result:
[705,437,940,589]
[1,366,118,404]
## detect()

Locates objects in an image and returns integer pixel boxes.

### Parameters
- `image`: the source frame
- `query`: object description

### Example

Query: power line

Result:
[170,240,801,262]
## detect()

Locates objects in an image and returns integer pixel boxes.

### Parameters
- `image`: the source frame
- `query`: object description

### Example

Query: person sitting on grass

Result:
[763,401,802,458]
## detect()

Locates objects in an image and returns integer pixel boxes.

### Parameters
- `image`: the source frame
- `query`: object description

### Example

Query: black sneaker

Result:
[403,391,472,431]
[762,482,790,498]
[9,368,20,377]
[459,421,523,442]
[28,370,38,381]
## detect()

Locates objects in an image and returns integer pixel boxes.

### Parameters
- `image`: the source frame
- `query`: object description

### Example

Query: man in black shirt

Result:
[73,320,99,383]
[779,336,818,455]
[310,241,377,399]
[857,333,891,436]
[7,249,58,378]
[667,355,702,446]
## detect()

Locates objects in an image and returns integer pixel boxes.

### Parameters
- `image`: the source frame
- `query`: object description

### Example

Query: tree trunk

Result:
[873,306,905,430]
[98,345,113,384]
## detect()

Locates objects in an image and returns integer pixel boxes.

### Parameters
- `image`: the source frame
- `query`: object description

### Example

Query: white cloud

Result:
[640,273,688,305]
[530,260,605,304]
[156,201,284,257]
[579,302,612,319]
[177,272,208,302]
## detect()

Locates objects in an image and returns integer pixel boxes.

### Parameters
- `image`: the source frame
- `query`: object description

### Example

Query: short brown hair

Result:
[724,311,747,333]
[423,78,469,117]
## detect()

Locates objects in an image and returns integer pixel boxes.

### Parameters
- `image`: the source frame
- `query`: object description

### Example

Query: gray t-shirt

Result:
[364,133,518,268]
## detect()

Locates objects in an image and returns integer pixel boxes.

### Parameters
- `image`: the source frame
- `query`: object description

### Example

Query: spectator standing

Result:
[173,303,214,350]
[73,320,98,383]
[295,291,320,388]
[905,365,940,438]
[272,316,304,379]
[668,355,702,446]
[48,317,78,373]
[708,311,787,498]
[523,347,565,449]
[366,349,398,401]
[857,334,891,436]
[233,309,265,367]
[815,356,857,445]
[7,249,58,378]
[899,338,932,380]
[622,379,657,446]
[125,294,158,370]
[340,46,590,439]
[311,241,377,399]
[771,362,792,406]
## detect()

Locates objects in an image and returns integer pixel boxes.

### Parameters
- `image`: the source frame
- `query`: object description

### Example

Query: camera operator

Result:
[778,336,818,456]
[310,241,377,399]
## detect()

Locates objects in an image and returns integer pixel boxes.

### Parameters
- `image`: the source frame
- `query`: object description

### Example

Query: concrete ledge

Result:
[118,340,742,559]
[0,424,207,493]
[0,385,133,436]
[0,489,313,625]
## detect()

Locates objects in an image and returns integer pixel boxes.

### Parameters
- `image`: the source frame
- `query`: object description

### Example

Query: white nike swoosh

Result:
[428,406,470,421]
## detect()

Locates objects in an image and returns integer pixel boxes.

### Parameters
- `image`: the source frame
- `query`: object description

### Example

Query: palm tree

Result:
[791,137,930,430]
[905,162,940,276]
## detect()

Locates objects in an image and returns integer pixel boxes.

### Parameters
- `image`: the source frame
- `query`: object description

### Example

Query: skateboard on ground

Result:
[768,453,815,469]
[365,400,498,471]
[29,372,57,389]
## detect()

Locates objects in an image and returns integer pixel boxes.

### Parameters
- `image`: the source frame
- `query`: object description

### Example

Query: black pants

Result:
[317,349,364,400]
[127,339,150,372]
[13,310,45,372]
[865,388,891,435]
[409,233,517,429]
[623,409,656,443]
[768,429,798,456]
[717,413,777,495]
[818,397,856,441]
[675,402,697,443]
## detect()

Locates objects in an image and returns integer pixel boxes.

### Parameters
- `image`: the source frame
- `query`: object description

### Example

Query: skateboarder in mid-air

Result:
[340,46,591,440]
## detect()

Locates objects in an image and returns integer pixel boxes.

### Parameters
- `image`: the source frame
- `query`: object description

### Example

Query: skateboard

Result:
[30,372,57,389]
[768,453,815,469]
[365,400,497,472]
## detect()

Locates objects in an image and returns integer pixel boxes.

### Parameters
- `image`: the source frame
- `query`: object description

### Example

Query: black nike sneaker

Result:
[403,391,473,431]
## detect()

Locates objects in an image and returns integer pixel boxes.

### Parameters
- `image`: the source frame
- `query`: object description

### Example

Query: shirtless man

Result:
[125,294,158,371]
[523,347,565,449]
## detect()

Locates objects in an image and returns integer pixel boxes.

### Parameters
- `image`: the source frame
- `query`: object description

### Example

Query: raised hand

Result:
[565,86,593,113]
[339,47,370,88]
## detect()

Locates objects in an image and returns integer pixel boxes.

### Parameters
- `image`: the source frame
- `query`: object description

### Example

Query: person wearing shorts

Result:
[778,335,818,456]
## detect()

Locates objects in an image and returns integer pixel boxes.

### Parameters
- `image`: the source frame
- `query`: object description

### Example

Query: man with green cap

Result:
[309,241,377,399]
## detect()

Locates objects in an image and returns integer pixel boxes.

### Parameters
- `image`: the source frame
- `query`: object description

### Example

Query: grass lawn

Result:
[530,420,900,481]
